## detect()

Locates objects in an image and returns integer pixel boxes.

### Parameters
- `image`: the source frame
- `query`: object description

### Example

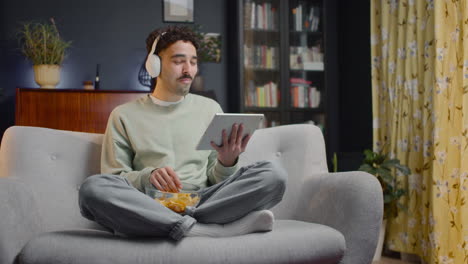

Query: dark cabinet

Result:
[227,0,339,164]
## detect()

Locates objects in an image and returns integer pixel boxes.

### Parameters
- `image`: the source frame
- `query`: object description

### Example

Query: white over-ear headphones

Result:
[145,32,166,78]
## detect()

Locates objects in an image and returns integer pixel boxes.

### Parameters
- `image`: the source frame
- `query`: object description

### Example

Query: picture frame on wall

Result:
[163,0,194,23]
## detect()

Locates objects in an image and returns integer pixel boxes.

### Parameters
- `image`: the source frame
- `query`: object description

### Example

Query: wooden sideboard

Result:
[15,88,216,134]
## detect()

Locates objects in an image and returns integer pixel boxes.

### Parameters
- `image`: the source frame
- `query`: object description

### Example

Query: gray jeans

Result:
[78,160,287,240]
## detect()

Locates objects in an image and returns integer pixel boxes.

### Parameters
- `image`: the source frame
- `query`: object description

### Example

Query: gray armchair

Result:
[0,124,382,264]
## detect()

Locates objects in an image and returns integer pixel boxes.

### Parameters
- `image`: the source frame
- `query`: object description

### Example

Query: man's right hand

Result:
[150,167,183,192]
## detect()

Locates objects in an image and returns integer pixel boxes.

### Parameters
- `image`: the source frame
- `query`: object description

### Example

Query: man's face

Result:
[158,40,198,97]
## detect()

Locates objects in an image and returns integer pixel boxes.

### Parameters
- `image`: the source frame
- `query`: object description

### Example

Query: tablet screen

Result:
[196,113,265,150]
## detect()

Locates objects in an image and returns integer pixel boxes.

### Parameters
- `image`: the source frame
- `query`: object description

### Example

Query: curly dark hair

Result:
[146,26,200,56]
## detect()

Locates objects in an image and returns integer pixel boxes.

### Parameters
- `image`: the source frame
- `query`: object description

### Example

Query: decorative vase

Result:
[372,219,387,261]
[33,64,61,88]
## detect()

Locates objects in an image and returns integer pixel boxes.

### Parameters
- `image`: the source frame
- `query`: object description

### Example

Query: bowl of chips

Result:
[145,183,201,214]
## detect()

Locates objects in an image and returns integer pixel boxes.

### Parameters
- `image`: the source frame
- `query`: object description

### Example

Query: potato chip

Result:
[154,192,200,213]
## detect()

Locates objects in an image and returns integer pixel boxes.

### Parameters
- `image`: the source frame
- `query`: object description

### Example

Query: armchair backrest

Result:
[0,126,103,231]
[239,124,328,219]
[0,124,328,229]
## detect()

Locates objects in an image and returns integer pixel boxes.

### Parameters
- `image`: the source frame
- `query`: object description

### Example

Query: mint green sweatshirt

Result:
[101,94,238,192]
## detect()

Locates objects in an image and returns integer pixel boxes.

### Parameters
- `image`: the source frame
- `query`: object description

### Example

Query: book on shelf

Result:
[290,78,320,108]
[303,62,324,71]
[244,1,277,30]
[291,4,320,32]
[290,86,320,108]
[244,44,278,69]
[290,46,324,71]
[245,80,279,108]
[290,77,312,85]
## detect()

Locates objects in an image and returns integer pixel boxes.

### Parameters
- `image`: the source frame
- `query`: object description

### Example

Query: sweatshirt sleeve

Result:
[101,109,154,192]
[206,150,239,185]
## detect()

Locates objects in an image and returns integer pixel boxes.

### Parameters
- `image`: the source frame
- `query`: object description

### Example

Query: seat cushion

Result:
[19,220,345,264]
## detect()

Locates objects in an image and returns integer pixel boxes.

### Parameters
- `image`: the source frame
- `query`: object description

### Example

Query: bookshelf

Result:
[227,0,338,163]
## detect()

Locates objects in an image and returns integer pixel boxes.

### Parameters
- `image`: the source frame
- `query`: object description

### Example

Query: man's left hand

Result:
[211,123,251,167]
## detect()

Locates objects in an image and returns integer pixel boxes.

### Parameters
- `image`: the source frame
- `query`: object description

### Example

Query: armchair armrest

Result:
[0,177,45,264]
[294,171,383,264]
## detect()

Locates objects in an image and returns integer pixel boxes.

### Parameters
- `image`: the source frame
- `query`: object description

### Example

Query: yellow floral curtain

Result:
[371,0,468,263]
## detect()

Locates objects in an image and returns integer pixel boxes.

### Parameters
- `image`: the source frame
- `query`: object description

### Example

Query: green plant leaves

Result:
[394,162,411,175]
[383,193,395,203]
[381,158,400,168]
[358,163,375,174]
[376,167,394,183]
[358,149,411,219]
[17,18,71,65]
[188,25,221,63]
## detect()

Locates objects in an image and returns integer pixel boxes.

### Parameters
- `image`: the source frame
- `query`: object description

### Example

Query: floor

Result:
[373,257,414,264]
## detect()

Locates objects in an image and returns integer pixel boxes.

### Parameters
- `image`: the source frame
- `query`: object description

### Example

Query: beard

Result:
[171,83,191,96]
[172,74,193,96]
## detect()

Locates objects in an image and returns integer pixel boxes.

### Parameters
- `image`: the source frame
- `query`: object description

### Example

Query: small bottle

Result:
[94,64,100,90]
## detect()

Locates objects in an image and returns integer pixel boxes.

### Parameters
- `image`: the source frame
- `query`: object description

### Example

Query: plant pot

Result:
[372,219,387,261]
[33,64,61,88]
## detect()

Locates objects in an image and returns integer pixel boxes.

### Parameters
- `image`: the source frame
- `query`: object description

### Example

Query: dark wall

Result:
[337,0,372,170]
[1,0,374,171]
[0,0,228,139]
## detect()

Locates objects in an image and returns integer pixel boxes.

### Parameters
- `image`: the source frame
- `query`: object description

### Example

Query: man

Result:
[78,26,287,241]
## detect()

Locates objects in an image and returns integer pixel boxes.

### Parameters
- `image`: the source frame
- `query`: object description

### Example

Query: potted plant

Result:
[189,24,221,63]
[358,149,411,261]
[17,18,71,88]
[189,25,221,91]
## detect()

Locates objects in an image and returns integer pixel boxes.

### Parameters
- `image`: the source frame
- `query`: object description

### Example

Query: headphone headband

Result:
[149,32,167,56]
[145,31,167,78]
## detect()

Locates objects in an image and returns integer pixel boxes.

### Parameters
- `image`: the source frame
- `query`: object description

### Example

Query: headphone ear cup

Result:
[145,54,161,78]
[145,32,165,78]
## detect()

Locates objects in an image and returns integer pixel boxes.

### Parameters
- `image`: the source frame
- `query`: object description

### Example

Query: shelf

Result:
[244,30,280,42]
[244,107,325,113]
[244,29,279,33]
[290,62,324,72]
[245,67,279,72]
[290,68,324,72]
[287,107,324,113]
[244,107,281,112]
[289,30,322,35]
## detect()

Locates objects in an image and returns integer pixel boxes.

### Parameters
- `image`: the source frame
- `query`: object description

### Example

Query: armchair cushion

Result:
[19,220,345,264]
[0,177,43,264]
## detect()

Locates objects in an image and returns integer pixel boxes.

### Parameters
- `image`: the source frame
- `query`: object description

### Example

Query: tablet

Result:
[196,113,265,150]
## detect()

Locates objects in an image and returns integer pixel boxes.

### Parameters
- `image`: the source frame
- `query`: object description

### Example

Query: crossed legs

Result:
[79,160,287,240]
